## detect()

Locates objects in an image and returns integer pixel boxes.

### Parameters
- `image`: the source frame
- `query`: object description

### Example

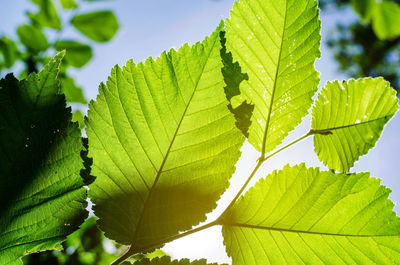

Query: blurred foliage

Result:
[22,217,126,265]
[320,0,400,93]
[0,0,120,127]
[21,217,166,265]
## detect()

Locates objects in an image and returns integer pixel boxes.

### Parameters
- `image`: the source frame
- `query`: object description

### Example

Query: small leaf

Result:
[225,0,321,155]
[0,52,88,264]
[61,76,87,104]
[54,40,93,68]
[17,24,49,52]
[311,78,399,172]
[221,164,400,264]
[72,110,85,129]
[71,11,119,42]
[29,0,61,30]
[372,1,400,40]
[86,24,244,250]
[60,0,78,9]
[0,36,19,68]
[350,0,375,22]
[132,256,223,265]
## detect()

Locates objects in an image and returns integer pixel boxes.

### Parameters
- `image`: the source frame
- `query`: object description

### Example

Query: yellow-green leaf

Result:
[226,0,320,155]
[312,78,399,172]
[221,164,400,264]
[86,24,244,250]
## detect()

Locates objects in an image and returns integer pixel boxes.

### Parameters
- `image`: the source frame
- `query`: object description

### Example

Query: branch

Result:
[111,131,314,264]
[110,246,136,265]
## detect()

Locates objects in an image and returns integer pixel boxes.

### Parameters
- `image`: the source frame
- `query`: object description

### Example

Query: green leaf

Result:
[29,0,61,30]
[225,0,320,155]
[311,78,399,172]
[220,31,253,137]
[17,24,49,52]
[71,11,119,42]
[372,0,400,40]
[132,257,222,265]
[61,76,87,104]
[72,110,85,129]
[54,40,93,68]
[127,249,166,263]
[60,0,78,9]
[350,0,375,22]
[0,36,19,68]
[221,164,400,265]
[0,52,88,264]
[86,24,244,250]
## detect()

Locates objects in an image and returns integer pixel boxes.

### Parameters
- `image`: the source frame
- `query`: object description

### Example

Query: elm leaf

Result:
[311,78,399,172]
[221,164,400,264]
[225,0,321,154]
[86,24,244,250]
[0,52,88,264]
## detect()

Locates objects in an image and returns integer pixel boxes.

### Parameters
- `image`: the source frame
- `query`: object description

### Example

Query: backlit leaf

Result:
[311,78,398,172]
[29,0,61,30]
[0,36,19,68]
[225,0,320,155]
[372,1,400,40]
[71,11,119,42]
[221,164,400,264]
[0,52,88,264]
[17,24,49,52]
[54,40,93,68]
[132,256,222,265]
[86,24,244,250]
[61,76,87,104]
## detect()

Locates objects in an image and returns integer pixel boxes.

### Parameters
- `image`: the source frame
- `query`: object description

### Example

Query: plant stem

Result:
[110,246,136,265]
[111,131,313,264]
[260,131,313,162]
[218,159,263,220]
[218,131,313,220]
[134,220,219,255]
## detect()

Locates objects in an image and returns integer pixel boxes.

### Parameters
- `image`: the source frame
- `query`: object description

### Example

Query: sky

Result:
[1,0,400,264]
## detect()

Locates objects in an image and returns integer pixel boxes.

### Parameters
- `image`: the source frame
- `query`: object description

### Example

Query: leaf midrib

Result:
[313,114,395,133]
[224,222,399,238]
[132,36,220,245]
[260,0,288,157]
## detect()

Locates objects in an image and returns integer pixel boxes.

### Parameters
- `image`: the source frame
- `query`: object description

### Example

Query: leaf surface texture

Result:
[221,164,400,265]
[225,0,320,154]
[0,53,88,264]
[312,78,398,172]
[86,25,244,249]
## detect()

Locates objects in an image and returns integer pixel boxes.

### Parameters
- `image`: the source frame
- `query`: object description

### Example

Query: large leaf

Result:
[372,1,400,40]
[71,11,119,42]
[17,24,49,52]
[0,53,88,264]
[221,164,400,264]
[311,78,398,172]
[86,24,244,250]
[225,0,320,154]
[132,257,222,265]
[54,40,93,68]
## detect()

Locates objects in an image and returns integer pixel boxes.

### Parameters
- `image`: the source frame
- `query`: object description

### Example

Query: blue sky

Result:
[1,1,400,263]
